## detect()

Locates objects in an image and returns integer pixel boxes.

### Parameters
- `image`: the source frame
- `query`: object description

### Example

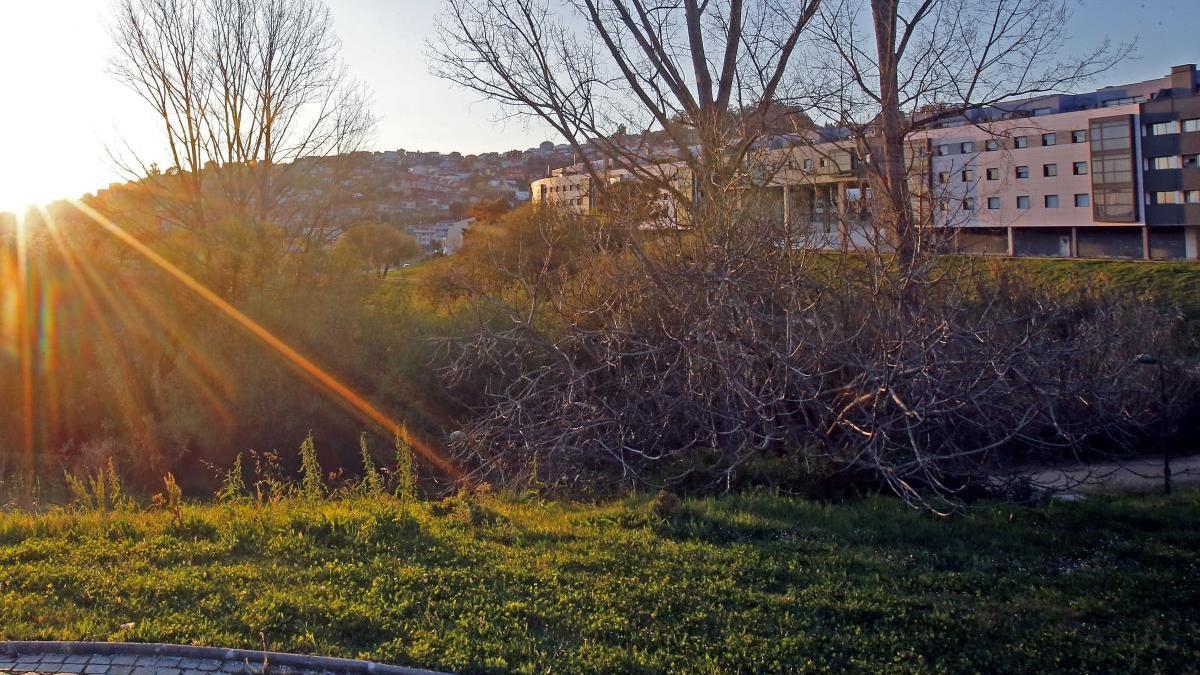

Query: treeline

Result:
[0,198,450,502]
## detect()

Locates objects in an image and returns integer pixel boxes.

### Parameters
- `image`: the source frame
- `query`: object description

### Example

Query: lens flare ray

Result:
[64,200,458,478]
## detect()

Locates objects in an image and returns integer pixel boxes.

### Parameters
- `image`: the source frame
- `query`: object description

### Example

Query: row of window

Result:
[1145,119,1200,136]
[938,162,1089,184]
[785,157,836,171]
[948,194,1092,211]
[936,130,1088,156]
[1147,190,1200,205]
[1146,154,1200,170]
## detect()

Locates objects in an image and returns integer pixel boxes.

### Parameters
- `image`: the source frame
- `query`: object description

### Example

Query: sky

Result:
[0,0,1198,213]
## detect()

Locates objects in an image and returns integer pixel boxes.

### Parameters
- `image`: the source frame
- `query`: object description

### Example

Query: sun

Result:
[0,168,41,217]
[0,167,45,216]
[0,200,35,219]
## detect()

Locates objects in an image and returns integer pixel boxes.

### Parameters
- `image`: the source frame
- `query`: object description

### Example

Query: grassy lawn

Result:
[998,257,1200,319]
[0,492,1196,674]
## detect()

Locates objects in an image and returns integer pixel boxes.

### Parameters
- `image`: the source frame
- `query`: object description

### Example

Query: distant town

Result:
[71,141,583,255]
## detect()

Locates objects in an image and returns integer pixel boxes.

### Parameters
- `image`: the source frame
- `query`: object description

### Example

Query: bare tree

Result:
[799,0,1130,267]
[110,0,374,294]
[430,0,820,212]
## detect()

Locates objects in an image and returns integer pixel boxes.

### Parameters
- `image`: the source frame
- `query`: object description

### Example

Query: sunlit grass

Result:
[0,491,1197,673]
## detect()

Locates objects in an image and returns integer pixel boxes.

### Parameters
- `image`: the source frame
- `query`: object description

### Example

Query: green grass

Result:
[994,257,1200,319]
[0,492,1197,674]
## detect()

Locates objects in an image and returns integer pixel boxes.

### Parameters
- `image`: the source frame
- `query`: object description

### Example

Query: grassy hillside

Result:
[998,257,1200,319]
[0,491,1197,674]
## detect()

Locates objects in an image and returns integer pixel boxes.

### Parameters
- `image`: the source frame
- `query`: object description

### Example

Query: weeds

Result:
[358,434,385,498]
[64,458,134,512]
[299,432,326,501]
[393,433,416,504]
[218,453,249,504]
[151,472,184,525]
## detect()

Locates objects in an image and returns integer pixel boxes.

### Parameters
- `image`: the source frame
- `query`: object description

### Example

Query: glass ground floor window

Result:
[1149,227,1187,259]
[1077,227,1144,259]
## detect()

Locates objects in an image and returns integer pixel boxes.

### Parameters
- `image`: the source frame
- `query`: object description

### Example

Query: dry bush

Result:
[440,202,1195,510]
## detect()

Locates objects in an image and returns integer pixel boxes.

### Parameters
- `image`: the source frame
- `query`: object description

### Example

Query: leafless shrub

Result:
[438,201,1194,511]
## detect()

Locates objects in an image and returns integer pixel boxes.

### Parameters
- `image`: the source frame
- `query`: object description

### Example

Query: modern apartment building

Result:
[533,63,1200,260]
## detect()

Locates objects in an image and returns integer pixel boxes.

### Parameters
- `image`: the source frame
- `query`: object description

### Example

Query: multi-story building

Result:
[406,217,474,253]
[533,63,1200,260]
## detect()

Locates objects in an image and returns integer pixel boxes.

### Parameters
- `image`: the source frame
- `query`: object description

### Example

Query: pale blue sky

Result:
[0,0,1197,211]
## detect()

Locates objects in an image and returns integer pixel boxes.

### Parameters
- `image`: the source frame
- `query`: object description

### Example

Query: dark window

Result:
[1077,227,1144,258]
[937,144,952,156]
[963,197,976,210]
[960,141,975,153]
[1150,228,1187,260]
[1016,165,1029,179]
[1014,136,1029,148]
[1071,129,1088,143]
[1073,161,1088,175]
[1017,195,1030,209]
[961,169,975,182]
[1184,154,1198,168]
[1042,133,1056,146]
[1045,194,1060,208]
[985,139,1000,151]
[1043,163,1057,177]
[938,172,950,184]
[1074,193,1090,207]
[987,197,1001,209]
[1184,119,1200,133]
[986,168,999,180]
[1013,228,1072,257]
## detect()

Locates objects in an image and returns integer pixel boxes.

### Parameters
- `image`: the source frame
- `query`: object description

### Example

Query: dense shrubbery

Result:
[433,204,1199,509]
[2,199,1198,510]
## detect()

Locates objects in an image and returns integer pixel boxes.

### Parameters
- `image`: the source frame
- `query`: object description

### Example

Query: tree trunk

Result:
[870,0,917,271]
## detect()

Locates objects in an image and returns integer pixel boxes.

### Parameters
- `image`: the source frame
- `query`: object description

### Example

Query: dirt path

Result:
[1023,452,1200,496]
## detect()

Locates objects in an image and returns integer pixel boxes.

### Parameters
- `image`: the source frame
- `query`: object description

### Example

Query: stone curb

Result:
[0,642,450,675]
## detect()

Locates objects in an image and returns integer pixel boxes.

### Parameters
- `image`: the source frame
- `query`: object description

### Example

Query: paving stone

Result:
[107,667,134,675]
[63,657,89,666]
[109,656,136,667]
[83,665,107,674]
[55,665,85,674]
